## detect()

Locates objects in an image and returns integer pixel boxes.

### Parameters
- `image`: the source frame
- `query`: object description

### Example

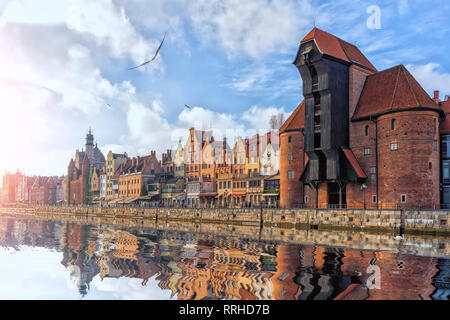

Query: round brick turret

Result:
[377,110,440,209]
[279,102,306,208]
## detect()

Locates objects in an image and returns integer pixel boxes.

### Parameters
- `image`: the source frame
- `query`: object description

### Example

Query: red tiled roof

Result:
[352,65,440,121]
[280,100,305,133]
[342,148,367,179]
[301,28,377,72]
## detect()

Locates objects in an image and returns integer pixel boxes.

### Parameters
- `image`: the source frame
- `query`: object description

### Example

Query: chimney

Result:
[434,90,440,102]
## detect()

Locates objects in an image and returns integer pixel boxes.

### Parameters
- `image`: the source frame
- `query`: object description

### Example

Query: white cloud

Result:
[114,0,191,55]
[406,63,450,97]
[124,100,172,156]
[173,104,288,146]
[0,0,165,178]
[242,105,289,131]
[0,0,159,68]
[187,0,314,58]
[229,65,274,92]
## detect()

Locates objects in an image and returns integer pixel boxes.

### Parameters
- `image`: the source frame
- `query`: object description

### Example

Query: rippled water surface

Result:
[0,214,448,300]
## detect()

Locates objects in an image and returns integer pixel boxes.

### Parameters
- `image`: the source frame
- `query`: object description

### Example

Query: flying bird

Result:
[128,32,166,70]
[184,104,192,110]
[106,103,112,107]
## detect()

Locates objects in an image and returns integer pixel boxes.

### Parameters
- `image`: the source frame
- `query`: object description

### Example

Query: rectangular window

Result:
[364,148,371,155]
[304,196,309,203]
[370,167,376,174]
[391,119,397,130]
[401,194,407,203]
[443,187,450,206]
[433,140,438,151]
[288,154,293,161]
[390,143,398,151]
[287,170,295,179]
[372,195,377,203]
[443,161,450,183]
[442,137,450,158]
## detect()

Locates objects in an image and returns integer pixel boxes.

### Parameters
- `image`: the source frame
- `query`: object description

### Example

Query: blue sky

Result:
[0,0,449,179]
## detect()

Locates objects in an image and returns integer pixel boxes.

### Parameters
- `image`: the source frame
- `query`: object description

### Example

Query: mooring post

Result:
[400,209,405,236]
[260,203,264,228]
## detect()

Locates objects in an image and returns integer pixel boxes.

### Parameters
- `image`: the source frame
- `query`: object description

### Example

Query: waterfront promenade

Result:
[1,205,449,236]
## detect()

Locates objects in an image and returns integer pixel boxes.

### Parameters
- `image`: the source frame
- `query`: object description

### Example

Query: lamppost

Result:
[360,183,367,209]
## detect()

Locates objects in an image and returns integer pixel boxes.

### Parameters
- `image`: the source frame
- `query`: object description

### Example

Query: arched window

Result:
[391,119,397,130]
[365,125,369,136]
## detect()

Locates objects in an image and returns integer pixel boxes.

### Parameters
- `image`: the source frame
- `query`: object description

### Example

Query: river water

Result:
[0,214,448,300]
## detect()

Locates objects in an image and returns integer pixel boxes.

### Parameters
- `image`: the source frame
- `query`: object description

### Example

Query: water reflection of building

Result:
[272,244,302,300]
[432,259,450,300]
[338,251,438,300]
[0,216,448,300]
[60,223,100,297]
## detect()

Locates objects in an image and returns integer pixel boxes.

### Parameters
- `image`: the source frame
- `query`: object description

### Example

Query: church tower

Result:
[85,128,94,161]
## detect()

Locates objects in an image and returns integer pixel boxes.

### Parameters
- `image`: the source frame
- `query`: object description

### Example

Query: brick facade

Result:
[280,27,442,209]
[280,130,305,208]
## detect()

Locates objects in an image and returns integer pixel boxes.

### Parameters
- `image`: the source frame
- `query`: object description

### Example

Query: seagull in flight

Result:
[106,103,112,108]
[128,33,166,70]
[184,104,192,110]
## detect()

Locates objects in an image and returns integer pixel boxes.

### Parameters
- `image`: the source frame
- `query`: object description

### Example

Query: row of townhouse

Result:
[70,126,283,207]
[0,171,65,206]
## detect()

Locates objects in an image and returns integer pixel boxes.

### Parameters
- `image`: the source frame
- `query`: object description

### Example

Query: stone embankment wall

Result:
[1,206,448,235]
[1,210,448,258]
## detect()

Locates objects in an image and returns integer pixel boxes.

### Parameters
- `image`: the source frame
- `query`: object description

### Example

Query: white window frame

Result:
[390,143,398,151]
[401,194,407,203]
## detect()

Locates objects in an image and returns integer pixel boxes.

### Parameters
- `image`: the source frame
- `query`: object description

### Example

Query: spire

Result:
[86,128,94,146]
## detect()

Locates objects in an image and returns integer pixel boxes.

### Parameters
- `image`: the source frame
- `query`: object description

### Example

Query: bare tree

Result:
[277,113,284,129]
[269,113,285,130]
[269,115,277,130]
